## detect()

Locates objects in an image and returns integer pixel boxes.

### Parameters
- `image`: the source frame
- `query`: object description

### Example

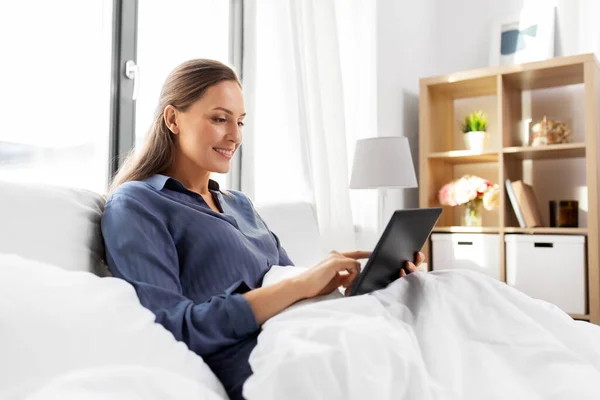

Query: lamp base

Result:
[378,188,387,236]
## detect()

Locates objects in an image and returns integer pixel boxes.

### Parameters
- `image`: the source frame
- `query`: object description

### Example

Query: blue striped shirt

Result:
[101,174,294,399]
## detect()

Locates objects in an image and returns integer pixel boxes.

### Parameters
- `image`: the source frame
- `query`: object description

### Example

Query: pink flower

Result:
[454,176,478,204]
[439,183,457,206]
[439,175,500,210]
[469,176,489,195]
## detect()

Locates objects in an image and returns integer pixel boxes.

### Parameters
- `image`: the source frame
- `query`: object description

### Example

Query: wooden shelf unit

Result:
[419,54,600,324]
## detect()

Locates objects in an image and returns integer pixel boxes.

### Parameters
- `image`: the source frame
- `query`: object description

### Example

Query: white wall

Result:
[434,0,525,74]
[376,0,436,229]
[433,0,600,74]
[377,0,600,226]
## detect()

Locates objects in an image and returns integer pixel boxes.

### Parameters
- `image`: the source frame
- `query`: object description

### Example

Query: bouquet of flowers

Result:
[439,175,500,211]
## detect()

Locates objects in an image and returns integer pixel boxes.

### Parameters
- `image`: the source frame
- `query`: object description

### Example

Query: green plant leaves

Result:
[462,110,487,133]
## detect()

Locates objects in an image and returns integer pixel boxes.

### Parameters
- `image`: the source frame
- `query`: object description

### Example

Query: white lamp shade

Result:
[349,136,418,189]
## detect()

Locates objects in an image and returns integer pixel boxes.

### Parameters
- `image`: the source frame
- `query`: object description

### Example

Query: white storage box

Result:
[505,234,586,315]
[431,233,501,280]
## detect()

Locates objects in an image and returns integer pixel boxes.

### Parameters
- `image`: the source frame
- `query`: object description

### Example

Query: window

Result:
[0,1,238,193]
[0,0,113,193]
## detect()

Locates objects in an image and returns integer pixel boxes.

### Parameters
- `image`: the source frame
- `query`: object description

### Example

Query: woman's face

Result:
[167,80,245,174]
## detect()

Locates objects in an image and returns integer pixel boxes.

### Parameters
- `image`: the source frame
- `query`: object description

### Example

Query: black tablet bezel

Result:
[349,207,442,296]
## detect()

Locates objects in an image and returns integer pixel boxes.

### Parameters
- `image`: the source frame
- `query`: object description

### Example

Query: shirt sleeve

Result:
[101,193,260,357]
[272,231,294,266]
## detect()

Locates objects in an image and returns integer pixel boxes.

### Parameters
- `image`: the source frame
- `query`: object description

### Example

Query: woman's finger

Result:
[406,261,419,273]
[341,262,361,296]
[344,285,354,297]
[400,268,407,278]
[415,251,425,266]
[341,250,372,260]
[341,262,360,287]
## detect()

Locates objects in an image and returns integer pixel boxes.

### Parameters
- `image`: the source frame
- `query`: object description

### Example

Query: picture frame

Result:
[489,6,555,66]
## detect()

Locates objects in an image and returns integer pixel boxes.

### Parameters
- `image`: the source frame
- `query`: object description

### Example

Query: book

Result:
[505,179,526,228]
[511,180,544,228]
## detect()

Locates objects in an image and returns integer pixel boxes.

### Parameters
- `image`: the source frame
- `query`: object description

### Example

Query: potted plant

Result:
[462,110,488,152]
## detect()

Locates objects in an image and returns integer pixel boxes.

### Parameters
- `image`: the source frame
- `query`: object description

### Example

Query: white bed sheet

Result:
[245,269,600,399]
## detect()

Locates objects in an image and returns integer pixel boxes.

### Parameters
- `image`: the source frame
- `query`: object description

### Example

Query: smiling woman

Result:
[102,59,421,400]
[160,81,245,195]
[109,60,243,196]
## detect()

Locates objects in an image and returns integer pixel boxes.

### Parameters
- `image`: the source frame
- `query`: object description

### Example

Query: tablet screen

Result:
[349,207,442,296]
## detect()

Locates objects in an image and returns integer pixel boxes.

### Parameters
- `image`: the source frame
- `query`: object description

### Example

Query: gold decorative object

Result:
[530,116,571,146]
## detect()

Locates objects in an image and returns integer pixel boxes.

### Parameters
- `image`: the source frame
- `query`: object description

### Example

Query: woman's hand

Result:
[401,251,426,277]
[245,250,371,325]
[295,250,372,299]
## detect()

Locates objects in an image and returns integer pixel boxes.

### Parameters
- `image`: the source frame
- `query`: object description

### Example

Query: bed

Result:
[1,180,600,399]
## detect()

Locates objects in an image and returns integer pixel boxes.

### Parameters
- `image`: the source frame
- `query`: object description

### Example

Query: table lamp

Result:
[350,136,418,234]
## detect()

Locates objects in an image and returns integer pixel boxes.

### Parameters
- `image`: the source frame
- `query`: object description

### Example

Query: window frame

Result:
[108,0,138,183]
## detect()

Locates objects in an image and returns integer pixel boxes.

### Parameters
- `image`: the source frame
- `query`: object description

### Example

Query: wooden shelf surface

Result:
[570,314,590,321]
[432,227,587,235]
[428,144,585,163]
[428,150,499,164]
[427,75,497,99]
[503,227,588,235]
[422,53,595,96]
[433,226,500,234]
[503,143,586,160]
[502,61,584,90]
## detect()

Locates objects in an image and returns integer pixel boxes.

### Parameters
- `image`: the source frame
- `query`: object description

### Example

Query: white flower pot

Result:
[464,131,488,152]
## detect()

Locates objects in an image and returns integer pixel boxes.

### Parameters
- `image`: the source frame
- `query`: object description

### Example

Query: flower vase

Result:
[463,200,483,227]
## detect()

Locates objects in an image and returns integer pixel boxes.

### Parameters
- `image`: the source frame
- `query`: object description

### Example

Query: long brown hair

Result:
[108,59,241,195]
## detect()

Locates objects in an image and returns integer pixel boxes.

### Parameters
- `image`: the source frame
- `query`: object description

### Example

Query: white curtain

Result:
[243,0,378,252]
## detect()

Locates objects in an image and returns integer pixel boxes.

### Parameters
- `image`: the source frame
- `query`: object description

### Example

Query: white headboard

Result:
[256,201,325,267]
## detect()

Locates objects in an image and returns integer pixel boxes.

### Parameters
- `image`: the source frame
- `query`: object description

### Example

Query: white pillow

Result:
[256,202,325,267]
[0,180,107,275]
[0,254,227,400]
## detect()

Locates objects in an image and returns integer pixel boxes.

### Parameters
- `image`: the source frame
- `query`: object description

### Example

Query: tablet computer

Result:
[349,207,442,296]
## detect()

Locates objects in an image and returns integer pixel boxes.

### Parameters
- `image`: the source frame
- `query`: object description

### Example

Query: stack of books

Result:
[505,180,544,228]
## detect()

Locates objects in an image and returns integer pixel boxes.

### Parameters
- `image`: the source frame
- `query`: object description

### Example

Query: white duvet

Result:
[0,254,228,400]
[245,268,600,399]
[3,255,600,400]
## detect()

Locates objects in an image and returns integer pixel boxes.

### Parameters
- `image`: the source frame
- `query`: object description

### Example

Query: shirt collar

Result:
[145,174,171,190]
[144,174,221,192]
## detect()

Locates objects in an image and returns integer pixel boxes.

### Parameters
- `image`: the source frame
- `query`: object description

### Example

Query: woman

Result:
[101,59,424,400]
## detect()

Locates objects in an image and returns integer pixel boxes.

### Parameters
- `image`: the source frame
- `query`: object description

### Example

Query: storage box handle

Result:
[457,241,473,245]
[534,242,553,248]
